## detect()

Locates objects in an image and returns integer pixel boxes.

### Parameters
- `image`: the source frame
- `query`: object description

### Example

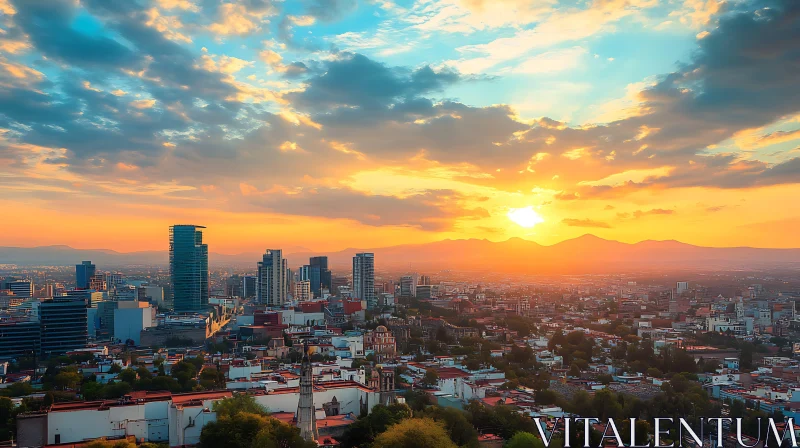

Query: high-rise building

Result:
[420,275,431,286]
[76,261,96,289]
[225,275,243,297]
[353,253,376,309]
[0,319,41,359]
[677,281,689,295]
[308,256,332,298]
[40,297,88,355]
[242,275,256,299]
[105,273,124,287]
[8,279,34,298]
[257,250,286,307]
[295,280,311,302]
[169,225,209,313]
[400,274,418,298]
[89,274,107,291]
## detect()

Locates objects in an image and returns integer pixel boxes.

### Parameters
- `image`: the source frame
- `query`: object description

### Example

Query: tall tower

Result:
[296,342,318,443]
[257,250,286,307]
[169,225,209,312]
[76,261,96,289]
[353,253,376,309]
[308,256,332,298]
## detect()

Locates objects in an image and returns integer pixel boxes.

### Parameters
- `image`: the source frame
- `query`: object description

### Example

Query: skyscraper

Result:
[76,261,96,289]
[400,273,418,298]
[40,297,88,355]
[353,253,376,309]
[309,256,332,298]
[169,225,209,313]
[257,249,286,307]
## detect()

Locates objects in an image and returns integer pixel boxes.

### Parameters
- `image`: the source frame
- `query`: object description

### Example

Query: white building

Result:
[113,301,154,345]
[257,250,287,307]
[18,382,381,447]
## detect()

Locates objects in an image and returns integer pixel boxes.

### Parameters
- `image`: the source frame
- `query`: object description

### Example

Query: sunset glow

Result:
[507,207,545,229]
[1,0,799,252]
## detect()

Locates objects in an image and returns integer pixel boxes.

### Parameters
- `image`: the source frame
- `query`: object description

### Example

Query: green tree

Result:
[54,370,82,390]
[422,407,479,448]
[422,369,439,387]
[506,432,545,448]
[372,418,457,448]
[119,368,138,384]
[213,394,270,418]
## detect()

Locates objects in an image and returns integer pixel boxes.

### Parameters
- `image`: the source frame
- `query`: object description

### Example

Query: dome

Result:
[375,325,388,332]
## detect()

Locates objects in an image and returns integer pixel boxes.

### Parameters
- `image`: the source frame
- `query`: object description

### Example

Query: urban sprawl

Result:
[2,225,800,448]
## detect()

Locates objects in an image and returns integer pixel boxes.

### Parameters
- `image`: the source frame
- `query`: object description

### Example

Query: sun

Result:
[507,206,545,228]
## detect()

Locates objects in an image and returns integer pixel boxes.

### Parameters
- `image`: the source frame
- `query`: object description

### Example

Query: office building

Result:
[295,281,311,302]
[8,279,34,298]
[105,273,124,287]
[76,261,96,289]
[242,275,256,299]
[353,253,376,309]
[677,282,689,295]
[420,275,431,286]
[399,274,418,298]
[308,256,332,298]
[0,319,41,359]
[169,225,209,313]
[257,249,286,307]
[225,275,243,297]
[89,274,106,291]
[39,297,88,355]
[60,289,101,308]
[113,301,154,345]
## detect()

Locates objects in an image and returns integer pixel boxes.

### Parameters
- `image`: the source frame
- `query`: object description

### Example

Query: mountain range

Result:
[2,235,800,274]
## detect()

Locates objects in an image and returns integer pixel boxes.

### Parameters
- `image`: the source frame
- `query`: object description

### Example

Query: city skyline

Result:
[2,0,800,253]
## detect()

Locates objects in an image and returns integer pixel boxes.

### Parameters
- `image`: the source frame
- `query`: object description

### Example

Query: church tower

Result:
[296,342,318,442]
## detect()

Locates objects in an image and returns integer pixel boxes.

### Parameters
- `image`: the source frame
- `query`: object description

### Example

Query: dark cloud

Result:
[303,0,358,22]
[561,218,612,228]
[11,0,140,70]
[289,53,460,115]
[243,187,488,230]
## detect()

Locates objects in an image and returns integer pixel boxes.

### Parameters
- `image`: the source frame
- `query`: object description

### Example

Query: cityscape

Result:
[2,224,800,447]
[2,0,800,447]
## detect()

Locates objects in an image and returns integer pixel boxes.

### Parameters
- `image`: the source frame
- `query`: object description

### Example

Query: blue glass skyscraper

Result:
[308,256,331,298]
[169,225,208,312]
[76,261,95,289]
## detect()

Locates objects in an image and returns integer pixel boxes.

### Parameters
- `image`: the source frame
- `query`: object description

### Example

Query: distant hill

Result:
[2,236,799,273]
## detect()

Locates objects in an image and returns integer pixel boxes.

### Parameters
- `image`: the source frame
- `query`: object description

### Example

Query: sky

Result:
[1,0,799,253]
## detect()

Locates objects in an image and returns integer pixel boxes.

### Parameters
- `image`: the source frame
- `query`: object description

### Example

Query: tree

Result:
[422,407,479,448]
[740,343,754,371]
[372,418,457,448]
[108,363,123,374]
[119,368,138,384]
[423,369,439,387]
[54,370,82,390]
[597,374,613,385]
[213,394,270,418]
[567,364,581,378]
[199,412,268,448]
[506,432,545,448]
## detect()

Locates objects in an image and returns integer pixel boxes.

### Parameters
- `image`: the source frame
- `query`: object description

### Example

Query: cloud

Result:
[289,53,460,115]
[447,0,657,74]
[303,0,357,22]
[207,1,277,36]
[632,208,675,218]
[561,218,612,228]
[242,186,489,230]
